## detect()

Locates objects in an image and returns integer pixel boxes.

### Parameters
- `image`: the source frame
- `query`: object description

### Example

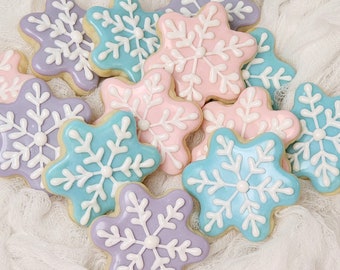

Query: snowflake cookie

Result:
[242,28,296,109]
[183,128,300,241]
[0,78,91,191]
[84,0,162,82]
[192,86,301,162]
[19,0,99,95]
[100,69,202,175]
[0,50,34,103]
[43,111,161,226]
[287,83,340,194]
[91,183,210,269]
[144,2,257,107]
[159,0,260,30]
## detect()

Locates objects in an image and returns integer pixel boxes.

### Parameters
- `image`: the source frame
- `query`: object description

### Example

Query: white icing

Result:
[50,116,157,226]
[188,135,294,236]
[0,81,86,181]
[27,0,94,81]
[288,83,340,187]
[152,4,255,102]
[96,191,202,269]
[107,71,199,171]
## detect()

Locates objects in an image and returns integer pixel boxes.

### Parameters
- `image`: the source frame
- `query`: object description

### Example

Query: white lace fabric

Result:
[1,0,340,269]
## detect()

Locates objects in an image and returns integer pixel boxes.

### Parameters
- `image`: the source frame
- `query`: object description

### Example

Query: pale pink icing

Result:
[100,69,202,175]
[144,2,257,107]
[192,87,301,170]
[0,50,34,103]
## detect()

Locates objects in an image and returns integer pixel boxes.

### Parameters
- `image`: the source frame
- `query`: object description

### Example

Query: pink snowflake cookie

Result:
[0,50,34,103]
[192,86,301,162]
[19,0,99,95]
[144,2,257,107]
[100,69,202,175]
[91,183,209,269]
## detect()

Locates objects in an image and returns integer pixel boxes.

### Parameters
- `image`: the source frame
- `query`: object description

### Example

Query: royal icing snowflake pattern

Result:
[287,83,340,194]
[19,0,98,94]
[242,28,296,109]
[183,128,300,241]
[100,69,202,175]
[91,183,209,269]
[192,86,301,161]
[0,50,34,103]
[0,78,91,191]
[44,111,161,226]
[84,0,161,82]
[159,0,260,30]
[144,2,257,107]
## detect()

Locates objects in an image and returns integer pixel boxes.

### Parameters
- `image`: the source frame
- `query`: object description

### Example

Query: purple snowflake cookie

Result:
[159,0,260,30]
[19,0,99,95]
[0,78,91,190]
[91,183,210,269]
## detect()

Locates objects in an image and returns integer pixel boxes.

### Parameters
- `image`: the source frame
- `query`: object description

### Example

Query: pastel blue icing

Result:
[287,83,340,194]
[44,111,161,226]
[242,28,296,109]
[85,0,163,82]
[183,128,300,241]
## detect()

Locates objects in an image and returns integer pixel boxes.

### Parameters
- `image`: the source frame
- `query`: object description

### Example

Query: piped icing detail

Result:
[192,86,301,160]
[91,183,209,269]
[0,50,34,103]
[183,128,300,241]
[19,0,98,94]
[0,78,91,190]
[159,0,260,30]
[144,2,257,107]
[100,69,202,175]
[242,28,296,109]
[84,0,162,82]
[43,111,161,226]
[287,83,340,193]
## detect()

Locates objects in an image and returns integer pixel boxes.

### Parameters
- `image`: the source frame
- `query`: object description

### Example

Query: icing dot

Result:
[236,181,249,193]
[34,132,48,147]
[101,166,113,178]
[134,27,144,40]
[138,119,150,131]
[71,30,83,43]
[144,235,160,249]
[195,47,206,58]
[313,128,326,141]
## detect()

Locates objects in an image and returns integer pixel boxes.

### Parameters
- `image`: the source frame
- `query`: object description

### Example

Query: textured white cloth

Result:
[1,0,340,269]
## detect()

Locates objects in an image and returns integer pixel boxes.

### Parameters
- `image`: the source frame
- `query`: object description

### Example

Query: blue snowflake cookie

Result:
[84,0,162,82]
[287,83,340,194]
[182,128,300,242]
[242,28,296,109]
[43,111,161,226]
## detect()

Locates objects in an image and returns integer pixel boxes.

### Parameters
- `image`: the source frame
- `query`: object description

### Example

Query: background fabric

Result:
[1,0,340,269]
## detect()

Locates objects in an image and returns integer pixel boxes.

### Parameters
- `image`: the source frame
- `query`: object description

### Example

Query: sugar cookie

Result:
[0,50,34,103]
[287,83,340,194]
[83,0,162,82]
[183,128,300,241]
[0,78,91,190]
[43,111,161,226]
[144,2,257,107]
[19,0,99,95]
[91,183,209,269]
[242,28,296,109]
[159,0,260,30]
[100,69,202,175]
[192,86,301,162]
